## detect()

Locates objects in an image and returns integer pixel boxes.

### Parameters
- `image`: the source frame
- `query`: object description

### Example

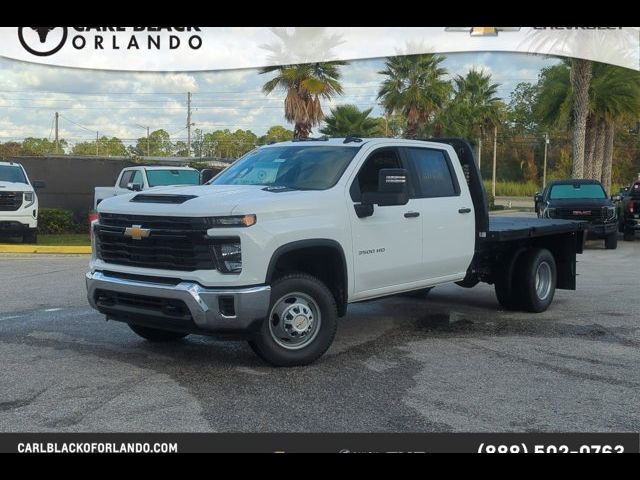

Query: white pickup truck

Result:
[94,166,202,209]
[87,138,586,366]
[0,161,45,243]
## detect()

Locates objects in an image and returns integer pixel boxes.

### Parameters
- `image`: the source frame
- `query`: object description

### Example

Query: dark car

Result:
[614,180,640,241]
[534,179,618,249]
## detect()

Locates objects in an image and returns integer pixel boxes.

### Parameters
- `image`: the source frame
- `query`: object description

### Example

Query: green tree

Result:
[72,136,127,156]
[449,68,503,165]
[508,82,539,135]
[377,54,450,139]
[0,141,21,158]
[133,129,174,157]
[319,104,382,137]
[260,61,347,139]
[259,125,294,144]
[20,137,66,156]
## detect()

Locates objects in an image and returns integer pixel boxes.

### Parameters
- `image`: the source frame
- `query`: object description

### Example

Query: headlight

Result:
[605,206,616,220]
[207,214,256,227]
[24,192,35,208]
[212,239,242,273]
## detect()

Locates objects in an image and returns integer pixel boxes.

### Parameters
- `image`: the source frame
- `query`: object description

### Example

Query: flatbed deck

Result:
[485,216,587,242]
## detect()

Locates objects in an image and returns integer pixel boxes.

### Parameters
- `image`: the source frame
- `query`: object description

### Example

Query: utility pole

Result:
[543,133,549,188]
[477,136,482,169]
[146,126,150,157]
[187,92,193,156]
[96,131,99,156]
[54,112,59,152]
[492,126,498,198]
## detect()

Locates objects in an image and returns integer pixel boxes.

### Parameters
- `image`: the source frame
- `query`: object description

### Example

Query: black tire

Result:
[605,232,618,250]
[512,248,557,313]
[248,273,337,367]
[128,324,188,342]
[22,229,37,244]
[403,287,433,298]
[623,228,635,241]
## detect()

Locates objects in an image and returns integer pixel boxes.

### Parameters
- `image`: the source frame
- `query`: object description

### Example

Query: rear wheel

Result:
[605,232,618,249]
[623,228,635,241]
[128,324,188,342]
[249,273,337,367]
[513,248,557,313]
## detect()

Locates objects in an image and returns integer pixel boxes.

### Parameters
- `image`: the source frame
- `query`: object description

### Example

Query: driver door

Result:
[347,147,424,297]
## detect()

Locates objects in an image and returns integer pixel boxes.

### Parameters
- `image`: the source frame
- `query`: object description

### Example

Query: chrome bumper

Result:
[86,270,271,334]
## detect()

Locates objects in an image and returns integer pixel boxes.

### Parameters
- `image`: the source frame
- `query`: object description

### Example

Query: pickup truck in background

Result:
[534,179,618,249]
[0,161,45,243]
[87,138,586,366]
[94,166,206,209]
[615,180,640,241]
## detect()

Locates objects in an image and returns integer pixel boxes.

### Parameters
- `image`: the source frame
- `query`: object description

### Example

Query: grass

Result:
[484,180,540,197]
[0,233,90,246]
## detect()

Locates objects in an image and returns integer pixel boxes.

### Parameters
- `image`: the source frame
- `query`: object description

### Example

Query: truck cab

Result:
[94,166,201,208]
[0,161,45,243]
[87,138,585,366]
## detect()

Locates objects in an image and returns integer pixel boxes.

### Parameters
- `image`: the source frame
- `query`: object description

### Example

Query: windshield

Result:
[549,183,606,200]
[0,165,27,184]
[146,169,200,187]
[212,145,359,190]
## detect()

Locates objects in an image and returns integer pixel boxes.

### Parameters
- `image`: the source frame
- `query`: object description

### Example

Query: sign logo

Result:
[445,27,521,37]
[18,27,68,56]
[124,225,151,241]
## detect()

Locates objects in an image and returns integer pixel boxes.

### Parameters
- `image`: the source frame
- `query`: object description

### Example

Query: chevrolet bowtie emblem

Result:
[124,225,150,240]
[445,27,521,36]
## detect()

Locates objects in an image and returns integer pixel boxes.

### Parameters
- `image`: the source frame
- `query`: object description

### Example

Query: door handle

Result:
[404,211,420,218]
[458,208,472,214]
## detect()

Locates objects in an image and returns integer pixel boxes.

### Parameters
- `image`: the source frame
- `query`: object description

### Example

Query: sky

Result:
[0,52,560,149]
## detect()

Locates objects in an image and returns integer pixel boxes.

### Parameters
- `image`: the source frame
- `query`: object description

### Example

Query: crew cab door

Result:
[347,147,424,295]
[402,146,475,280]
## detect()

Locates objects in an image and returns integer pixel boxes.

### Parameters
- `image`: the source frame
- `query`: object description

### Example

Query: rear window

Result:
[406,148,458,198]
[549,183,606,199]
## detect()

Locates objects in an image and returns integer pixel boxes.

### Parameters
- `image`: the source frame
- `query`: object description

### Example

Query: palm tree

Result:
[451,68,503,166]
[260,61,347,139]
[319,104,382,137]
[569,59,593,178]
[377,54,450,139]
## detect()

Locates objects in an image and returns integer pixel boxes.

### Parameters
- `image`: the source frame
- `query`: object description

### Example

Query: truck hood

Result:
[0,181,33,193]
[97,184,315,217]
[547,198,613,208]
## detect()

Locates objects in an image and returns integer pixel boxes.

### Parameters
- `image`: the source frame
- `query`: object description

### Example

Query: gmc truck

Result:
[615,180,640,241]
[87,138,586,366]
[0,161,45,243]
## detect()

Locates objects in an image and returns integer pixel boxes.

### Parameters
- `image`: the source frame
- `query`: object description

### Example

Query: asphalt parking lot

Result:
[1,229,639,432]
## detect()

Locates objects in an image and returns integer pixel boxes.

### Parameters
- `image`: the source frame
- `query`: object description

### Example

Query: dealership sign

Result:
[1,26,638,71]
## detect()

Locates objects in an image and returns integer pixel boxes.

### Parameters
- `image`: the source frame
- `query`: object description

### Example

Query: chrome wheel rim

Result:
[268,292,321,350]
[535,261,552,300]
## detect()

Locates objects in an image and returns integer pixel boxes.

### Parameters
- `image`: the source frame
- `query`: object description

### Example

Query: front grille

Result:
[95,213,231,271]
[555,208,605,221]
[95,289,191,319]
[0,192,22,211]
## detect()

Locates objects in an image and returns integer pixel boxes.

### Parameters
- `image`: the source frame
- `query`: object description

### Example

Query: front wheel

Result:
[248,273,337,367]
[23,229,37,244]
[605,232,618,250]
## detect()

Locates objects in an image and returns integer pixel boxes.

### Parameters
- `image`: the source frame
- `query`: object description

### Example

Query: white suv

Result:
[0,161,45,243]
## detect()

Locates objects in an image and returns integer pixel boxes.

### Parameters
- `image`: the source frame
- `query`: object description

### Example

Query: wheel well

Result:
[267,242,348,317]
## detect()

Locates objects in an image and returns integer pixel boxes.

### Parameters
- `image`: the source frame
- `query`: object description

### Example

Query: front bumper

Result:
[0,219,36,233]
[86,270,271,336]
[586,221,618,238]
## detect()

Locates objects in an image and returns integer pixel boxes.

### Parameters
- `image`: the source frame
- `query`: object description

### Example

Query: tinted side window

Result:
[406,148,458,198]
[131,170,143,186]
[119,170,133,188]
[350,148,402,202]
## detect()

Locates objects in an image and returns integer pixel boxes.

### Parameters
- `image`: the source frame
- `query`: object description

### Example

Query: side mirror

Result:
[32,180,46,190]
[361,168,409,208]
[201,168,216,184]
[127,182,142,192]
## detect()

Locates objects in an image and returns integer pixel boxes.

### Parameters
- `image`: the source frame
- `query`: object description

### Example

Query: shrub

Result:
[38,208,87,234]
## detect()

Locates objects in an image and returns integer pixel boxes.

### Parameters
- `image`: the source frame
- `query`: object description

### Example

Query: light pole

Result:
[543,133,549,188]
[135,124,150,157]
